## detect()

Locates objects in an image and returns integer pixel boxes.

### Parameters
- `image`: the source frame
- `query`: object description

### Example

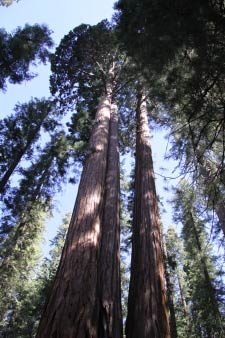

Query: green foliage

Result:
[0,213,45,336]
[0,130,74,328]
[0,24,53,90]
[50,19,135,152]
[0,203,47,326]
[116,0,225,71]
[41,213,70,296]
[0,214,70,337]
[50,20,117,111]
[172,181,225,337]
[0,98,60,193]
[116,0,225,171]
[1,130,72,239]
[164,225,190,338]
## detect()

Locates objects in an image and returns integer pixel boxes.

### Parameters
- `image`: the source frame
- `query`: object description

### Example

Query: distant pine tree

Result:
[173,181,225,337]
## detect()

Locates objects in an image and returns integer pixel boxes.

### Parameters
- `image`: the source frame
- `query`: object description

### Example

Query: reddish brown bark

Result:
[36,90,112,338]
[126,92,170,338]
[99,103,123,338]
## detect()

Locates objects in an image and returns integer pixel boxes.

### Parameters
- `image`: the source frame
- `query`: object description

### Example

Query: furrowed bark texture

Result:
[98,103,123,338]
[36,91,111,338]
[126,92,170,338]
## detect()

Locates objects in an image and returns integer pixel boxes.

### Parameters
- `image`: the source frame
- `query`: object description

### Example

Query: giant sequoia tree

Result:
[37,21,124,337]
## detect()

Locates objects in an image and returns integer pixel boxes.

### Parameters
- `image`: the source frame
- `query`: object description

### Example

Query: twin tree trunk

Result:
[126,92,170,338]
[37,85,170,337]
[37,84,122,337]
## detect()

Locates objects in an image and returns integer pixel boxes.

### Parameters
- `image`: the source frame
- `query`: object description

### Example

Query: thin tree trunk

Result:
[98,103,123,338]
[176,272,192,336]
[162,237,178,338]
[0,113,48,193]
[215,200,225,237]
[190,212,221,318]
[0,151,24,193]
[126,91,170,338]
[36,88,112,338]
[177,273,188,319]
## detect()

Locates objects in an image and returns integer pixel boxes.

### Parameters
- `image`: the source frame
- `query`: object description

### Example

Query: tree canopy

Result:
[0,24,53,90]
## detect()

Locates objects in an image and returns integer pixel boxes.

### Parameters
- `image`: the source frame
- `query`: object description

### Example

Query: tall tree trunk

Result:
[36,88,112,338]
[98,103,123,338]
[126,91,170,338]
[162,237,178,338]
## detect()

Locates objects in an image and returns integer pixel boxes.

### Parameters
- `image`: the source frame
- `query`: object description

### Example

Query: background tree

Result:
[173,181,225,337]
[0,214,70,337]
[162,234,178,338]
[0,24,53,90]
[164,225,191,338]
[0,98,60,193]
[0,130,73,321]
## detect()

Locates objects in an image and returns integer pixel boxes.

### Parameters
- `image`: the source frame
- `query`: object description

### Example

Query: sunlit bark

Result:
[36,87,112,338]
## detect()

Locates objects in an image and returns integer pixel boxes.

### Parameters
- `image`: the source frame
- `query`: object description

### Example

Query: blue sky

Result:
[0,0,179,254]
